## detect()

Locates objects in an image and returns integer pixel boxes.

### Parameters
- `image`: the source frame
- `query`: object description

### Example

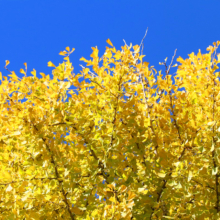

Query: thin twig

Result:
[4,67,21,80]
[123,39,128,47]
[140,28,149,56]
[167,49,177,75]
[79,65,98,78]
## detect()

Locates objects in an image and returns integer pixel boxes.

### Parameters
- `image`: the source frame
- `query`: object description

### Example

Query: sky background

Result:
[0,0,220,79]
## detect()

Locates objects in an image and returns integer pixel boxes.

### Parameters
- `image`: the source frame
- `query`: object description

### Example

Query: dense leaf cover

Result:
[0,40,220,219]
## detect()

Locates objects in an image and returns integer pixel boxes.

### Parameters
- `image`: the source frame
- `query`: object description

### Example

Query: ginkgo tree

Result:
[0,38,220,220]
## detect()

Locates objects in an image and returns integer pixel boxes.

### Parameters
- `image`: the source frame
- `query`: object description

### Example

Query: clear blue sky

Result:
[1,0,220,79]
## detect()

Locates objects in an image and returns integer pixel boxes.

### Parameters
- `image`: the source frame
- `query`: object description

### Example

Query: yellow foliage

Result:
[0,40,220,219]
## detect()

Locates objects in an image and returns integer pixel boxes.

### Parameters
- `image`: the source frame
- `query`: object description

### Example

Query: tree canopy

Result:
[0,39,220,219]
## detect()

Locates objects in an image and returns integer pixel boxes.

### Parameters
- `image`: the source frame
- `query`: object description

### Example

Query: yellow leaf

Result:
[122,173,128,181]
[64,169,70,177]
[211,140,215,152]
[20,68,26,75]
[70,48,75,53]
[64,56,70,61]
[66,46,70,51]
[83,68,89,74]
[119,185,127,193]
[207,121,216,126]
[48,61,56,67]
[109,196,116,203]
[24,62,27,68]
[212,167,218,175]
[133,45,140,53]
[6,184,13,192]
[8,71,18,80]
[12,209,17,215]
[171,172,178,177]
[128,191,136,201]
[105,51,112,59]
[80,57,89,63]
[12,131,21,136]
[5,60,10,67]
[188,171,193,182]
[158,172,166,178]
[106,39,113,47]
[176,56,184,63]
[31,69,36,77]
[206,45,214,52]
[59,51,68,56]
[0,171,12,181]
[72,207,84,215]
[139,55,146,62]
[114,51,121,60]
[107,183,115,191]
[45,195,52,201]
[40,72,46,78]
[138,187,147,194]
[0,71,2,81]
[29,212,40,219]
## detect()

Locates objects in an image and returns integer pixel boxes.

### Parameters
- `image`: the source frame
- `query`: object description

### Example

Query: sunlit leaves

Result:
[5,60,10,67]
[47,61,56,67]
[20,68,26,75]
[0,170,12,182]
[0,40,220,219]
[106,38,113,47]
[31,68,36,77]
[59,47,75,56]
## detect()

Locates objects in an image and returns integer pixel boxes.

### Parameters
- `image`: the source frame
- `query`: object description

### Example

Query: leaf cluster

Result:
[0,40,220,219]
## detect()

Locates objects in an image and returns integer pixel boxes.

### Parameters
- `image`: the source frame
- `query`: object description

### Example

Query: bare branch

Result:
[79,64,98,78]
[140,28,149,56]
[167,49,177,74]
[123,39,128,47]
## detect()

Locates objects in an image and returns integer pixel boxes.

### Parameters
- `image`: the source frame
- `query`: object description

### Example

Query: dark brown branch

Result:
[7,98,76,220]
[212,70,219,212]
